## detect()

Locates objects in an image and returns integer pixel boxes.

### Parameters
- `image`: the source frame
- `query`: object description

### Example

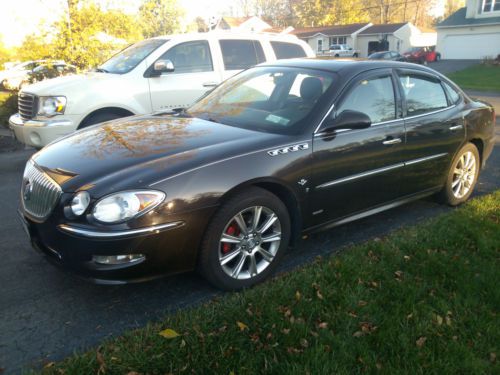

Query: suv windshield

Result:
[187,66,336,134]
[99,39,167,74]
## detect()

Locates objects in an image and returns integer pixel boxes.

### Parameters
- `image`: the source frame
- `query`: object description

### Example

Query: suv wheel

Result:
[79,112,125,129]
[198,187,291,291]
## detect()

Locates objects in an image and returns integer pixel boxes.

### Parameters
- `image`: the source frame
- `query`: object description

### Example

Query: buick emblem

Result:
[23,179,33,201]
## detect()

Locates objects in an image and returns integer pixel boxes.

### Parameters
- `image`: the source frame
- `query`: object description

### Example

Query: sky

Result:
[0,0,446,48]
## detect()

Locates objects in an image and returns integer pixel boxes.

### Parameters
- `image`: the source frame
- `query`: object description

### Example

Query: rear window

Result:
[220,40,266,70]
[270,42,307,59]
[442,81,461,104]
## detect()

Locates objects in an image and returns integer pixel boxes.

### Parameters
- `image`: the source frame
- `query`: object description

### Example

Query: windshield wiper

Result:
[94,67,109,73]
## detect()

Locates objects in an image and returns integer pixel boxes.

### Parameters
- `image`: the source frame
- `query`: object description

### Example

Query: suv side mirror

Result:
[322,110,372,132]
[153,59,175,74]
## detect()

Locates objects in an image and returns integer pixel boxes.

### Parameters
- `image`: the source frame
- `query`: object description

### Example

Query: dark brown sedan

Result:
[19,59,496,290]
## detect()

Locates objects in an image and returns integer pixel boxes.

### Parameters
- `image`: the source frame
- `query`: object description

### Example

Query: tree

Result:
[139,0,185,38]
[0,38,13,68]
[444,0,465,18]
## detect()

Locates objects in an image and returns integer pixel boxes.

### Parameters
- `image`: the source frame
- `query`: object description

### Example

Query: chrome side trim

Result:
[404,153,448,166]
[316,163,404,189]
[315,153,448,189]
[150,140,310,186]
[403,105,456,121]
[58,221,184,239]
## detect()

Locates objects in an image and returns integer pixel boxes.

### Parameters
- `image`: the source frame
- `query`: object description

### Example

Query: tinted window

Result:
[271,42,307,59]
[220,40,266,70]
[337,76,396,124]
[442,81,461,104]
[187,67,335,134]
[159,40,213,74]
[399,75,448,116]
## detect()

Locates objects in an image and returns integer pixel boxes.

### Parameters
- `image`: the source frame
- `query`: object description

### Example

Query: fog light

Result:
[92,254,145,265]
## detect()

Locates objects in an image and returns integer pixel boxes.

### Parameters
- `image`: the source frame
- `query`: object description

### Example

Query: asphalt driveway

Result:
[0,122,499,374]
[428,59,479,75]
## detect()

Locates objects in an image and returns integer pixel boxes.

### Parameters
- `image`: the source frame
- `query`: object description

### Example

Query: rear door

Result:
[148,40,222,111]
[311,69,406,225]
[397,70,465,195]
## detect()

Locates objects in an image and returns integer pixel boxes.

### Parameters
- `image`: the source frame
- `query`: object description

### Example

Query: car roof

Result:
[260,58,438,76]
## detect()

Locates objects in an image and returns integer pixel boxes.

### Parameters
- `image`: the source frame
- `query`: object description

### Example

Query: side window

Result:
[442,81,461,105]
[160,40,213,74]
[399,75,448,116]
[270,42,307,59]
[220,40,264,70]
[337,76,396,124]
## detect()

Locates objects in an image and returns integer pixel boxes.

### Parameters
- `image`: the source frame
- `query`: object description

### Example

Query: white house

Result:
[291,23,371,53]
[292,22,431,57]
[437,0,500,59]
[214,16,272,32]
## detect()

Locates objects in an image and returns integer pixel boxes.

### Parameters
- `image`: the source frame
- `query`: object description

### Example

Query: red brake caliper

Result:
[222,223,239,254]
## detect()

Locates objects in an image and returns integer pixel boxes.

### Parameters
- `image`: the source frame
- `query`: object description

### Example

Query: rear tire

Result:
[198,187,291,291]
[440,143,480,206]
[435,54,441,62]
[353,53,358,58]
[78,111,126,129]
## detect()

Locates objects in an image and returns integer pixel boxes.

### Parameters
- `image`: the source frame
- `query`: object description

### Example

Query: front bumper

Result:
[19,211,205,284]
[9,113,78,148]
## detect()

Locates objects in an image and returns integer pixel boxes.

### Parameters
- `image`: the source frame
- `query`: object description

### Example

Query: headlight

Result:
[71,191,90,216]
[92,190,165,224]
[37,96,67,117]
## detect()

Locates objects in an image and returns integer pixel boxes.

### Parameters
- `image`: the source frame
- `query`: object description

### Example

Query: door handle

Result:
[449,124,463,131]
[202,81,218,87]
[382,138,402,145]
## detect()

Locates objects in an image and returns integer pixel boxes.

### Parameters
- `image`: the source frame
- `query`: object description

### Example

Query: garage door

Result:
[441,33,500,59]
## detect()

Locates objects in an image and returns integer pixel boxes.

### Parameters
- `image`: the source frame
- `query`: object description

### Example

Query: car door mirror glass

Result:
[153,59,175,74]
[322,110,372,132]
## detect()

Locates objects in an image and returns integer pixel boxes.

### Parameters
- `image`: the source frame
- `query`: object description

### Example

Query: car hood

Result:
[20,71,116,96]
[32,114,284,194]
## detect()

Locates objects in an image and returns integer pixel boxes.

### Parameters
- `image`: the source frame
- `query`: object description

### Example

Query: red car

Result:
[403,46,441,64]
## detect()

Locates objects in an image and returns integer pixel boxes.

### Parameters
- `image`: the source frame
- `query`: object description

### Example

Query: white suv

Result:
[9,32,314,148]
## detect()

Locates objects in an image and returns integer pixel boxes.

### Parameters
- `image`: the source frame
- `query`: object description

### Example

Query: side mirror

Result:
[153,59,174,74]
[322,110,371,132]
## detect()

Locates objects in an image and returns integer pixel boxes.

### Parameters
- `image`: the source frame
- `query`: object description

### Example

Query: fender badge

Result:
[298,179,307,186]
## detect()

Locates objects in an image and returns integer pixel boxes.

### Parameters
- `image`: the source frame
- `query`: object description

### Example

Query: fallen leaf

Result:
[295,291,301,301]
[403,255,411,261]
[490,352,496,363]
[436,315,443,325]
[229,371,236,375]
[394,270,403,279]
[358,300,368,307]
[316,290,324,300]
[416,336,427,347]
[159,328,180,339]
[445,316,452,326]
[180,339,186,348]
[282,328,291,334]
[236,321,248,331]
[43,362,55,368]
[318,322,328,329]
[353,331,364,337]
[300,338,309,348]
[376,363,382,370]
[127,372,141,375]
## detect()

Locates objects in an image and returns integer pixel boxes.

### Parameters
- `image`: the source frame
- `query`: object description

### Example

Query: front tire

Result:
[198,187,291,291]
[78,112,125,129]
[441,143,480,206]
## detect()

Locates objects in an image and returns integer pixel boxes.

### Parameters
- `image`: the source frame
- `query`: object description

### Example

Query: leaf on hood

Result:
[416,336,427,347]
[159,328,180,339]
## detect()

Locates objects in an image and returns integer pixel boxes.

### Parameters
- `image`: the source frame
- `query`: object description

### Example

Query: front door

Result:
[148,40,222,111]
[311,69,406,225]
[397,71,465,194]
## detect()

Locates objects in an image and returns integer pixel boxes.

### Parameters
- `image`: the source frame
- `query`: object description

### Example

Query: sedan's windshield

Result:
[187,67,336,134]
[99,39,167,74]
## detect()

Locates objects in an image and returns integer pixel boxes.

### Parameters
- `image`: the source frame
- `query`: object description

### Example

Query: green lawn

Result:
[0,91,16,128]
[39,191,500,374]
[448,64,500,92]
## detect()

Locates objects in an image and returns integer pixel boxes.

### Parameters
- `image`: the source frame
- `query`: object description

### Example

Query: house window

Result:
[329,36,347,46]
[317,39,323,52]
[482,0,500,12]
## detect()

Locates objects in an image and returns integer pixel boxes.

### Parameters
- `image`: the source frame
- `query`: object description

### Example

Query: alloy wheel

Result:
[451,151,476,199]
[218,206,281,280]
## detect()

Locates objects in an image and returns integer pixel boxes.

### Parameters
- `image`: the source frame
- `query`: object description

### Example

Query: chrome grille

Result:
[18,93,38,120]
[21,160,62,222]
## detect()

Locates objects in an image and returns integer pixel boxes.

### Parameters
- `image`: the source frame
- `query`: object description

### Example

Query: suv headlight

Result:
[92,190,165,224]
[37,96,67,117]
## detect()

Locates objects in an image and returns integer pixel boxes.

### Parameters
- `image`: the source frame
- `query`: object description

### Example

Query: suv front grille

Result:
[18,93,38,120]
[21,160,62,222]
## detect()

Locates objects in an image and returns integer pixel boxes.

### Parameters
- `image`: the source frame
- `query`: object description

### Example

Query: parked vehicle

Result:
[403,46,441,64]
[4,62,75,91]
[9,32,314,148]
[328,44,359,58]
[0,60,46,89]
[18,59,495,290]
[368,51,407,61]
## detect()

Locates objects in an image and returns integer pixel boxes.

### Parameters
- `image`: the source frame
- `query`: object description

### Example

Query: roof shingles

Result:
[437,7,500,27]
